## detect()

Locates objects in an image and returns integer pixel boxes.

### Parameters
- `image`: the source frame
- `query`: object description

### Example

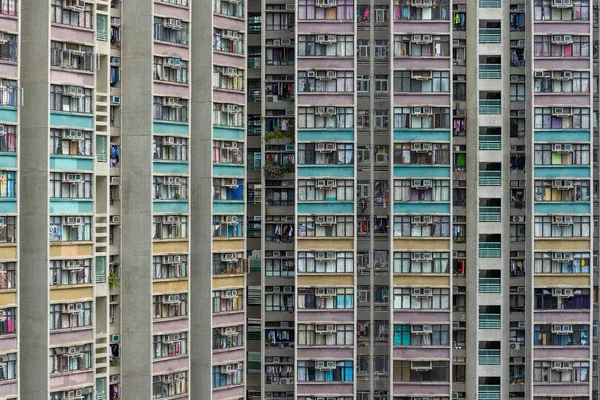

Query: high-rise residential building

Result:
[4,0,600,399]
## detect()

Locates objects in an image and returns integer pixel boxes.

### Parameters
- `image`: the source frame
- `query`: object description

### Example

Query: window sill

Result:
[213,383,244,392]
[154,40,189,48]
[153,315,188,323]
[50,283,94,290]
[213,310,244,316]
[0,378,16,386]
[393,308,451,312]
[213,237,244,241]
[153,238,188,242]
[153,354,188,363]
[50,325,93,334]
[213,87,243,95]
[0,289,16,294]
[50,368,93,378]
[213,13,244,23]
[212,346,244,354]
[51,23,95,34]
[213,50,244,58]
[50,66,94,75]
[50,154,94,160]
[50,241,94,246]
[153,277,188,283]
[154,79,189,87]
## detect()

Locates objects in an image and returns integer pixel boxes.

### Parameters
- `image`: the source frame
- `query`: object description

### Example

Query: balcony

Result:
[479,206,501,222]
[479,242,501,258]
[479,385,501,400]
[479,349,501,365]
[479,0,501,7]
[479,314,501,329]
[248,56,261,69]
[248,89,261,102]
[479,29,501,44]
[479,171,501,186]
[479,99,501,115]
[479,64,501,79]
[479,278,501,293]
[479,135,501,150]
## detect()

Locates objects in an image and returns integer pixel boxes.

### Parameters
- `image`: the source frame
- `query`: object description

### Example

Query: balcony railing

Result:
[479,349,501,365]
[479,385,501,400]
[479,171,501,186]
[479,278,501,293]
[479,28,501,43]
[479,64,501,79]
[479,314,501,329]
[247,89,261,102]
[479,206,501,222]
[479,135,501,150]
[479,0,501,7]
[248,57,261,69]
[479,99,501,115]
[479,242,501,258]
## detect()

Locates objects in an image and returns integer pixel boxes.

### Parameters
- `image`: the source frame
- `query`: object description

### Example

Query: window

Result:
[153,332,188,358]
[265,186,294,206]
[393,360,450,382]
[265,11,293,30]
[297,70,354,92]
[534,71,590,93]
[393,179,450,201]
[214,0,243,18]
[50,259,91,286]
[213,289,244,313]
[153,135,188,161]
[212,65,242,90]
[50,85,93,113]
[393,324,450,346]
[534,288,590,310]
[0,217,14,244]
[153,255,188,279]
[153,372,188,398]
[534,0,590,21]
[374,40,389,58]
[212,364,243,388]
[50,344,93,373]
[213,325,244,349]
[213,103,244,127]
[394,143,450,165]
[298,215,354,237]
[49,216,92,242]
[298,179,353,201]
[51,0,93,28]
[265,44,294,66]
[394,0,450,20]
[297,324,354,346]
[50,41,93,71]
[297,360,354,382]
[357,40,370,58]
[534,216,591,238]
[510,223,526,242]
[510,81,526,101]
[154,17,189,44]
[533,361,589,382]
[0,353,15,381]
[534,144,590,165]
[50,129,92,156]
[213,28,243,54]
[213,140,244,164]
[153,293,188,319]
[374,110,389,128]
[212,252,243,275]
[534,180,590,201]
[154,176,188,200]
[50,172,92,199]
[393,288,451,309]
[153,96,188,122]
[534,107,590,129]
[297,287,354,309]
[155,56,189,84]
[393,252,450,273]
[0,307,15,335]
[212,215,243,238]
[394,107,451,129]
[394,35,450,57]
[374,6,389,23]
[297,35,354,57]
[393,215,450,237]
[265,252,295,277]
[534,252,590,274]
[394,71,450,92]
[297,143,354,164]
[297,251,354,273]
[265,289,295,311]
[534,324,590,346]
[50,301,92,330]
[153,215,188,239]
[534,35,590,58]
[51,388,93,400]
[298,0,354,20]
[357,75,370,93]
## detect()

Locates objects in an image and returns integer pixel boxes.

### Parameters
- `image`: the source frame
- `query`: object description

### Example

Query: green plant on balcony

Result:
[264,161,293,179]
[454,236,465,243]
[514,198,524,209]
[262,117,295,144]
[109,271,120,288]
[109,358,120,367]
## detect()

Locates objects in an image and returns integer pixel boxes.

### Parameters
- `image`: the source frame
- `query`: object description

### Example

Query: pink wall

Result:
[214,89,245,105]
[154,1,189,20]
[393,383,451,396]
[0,336,16,353]
[297,21,354,35]
[51,69,94,87]
[50,328,94,346]
[297,93,354,107]
[0,63,17,80]
[394,93,450,106]
[394,311,450,323]
[534,311,590,324]
[152,356,189,375]
[51,25,94,45]
[153,317,189,334]
[534,347,590,359]
[297,310,354,323]
[213,311,245,326]
[534,93,589,106]
[0,16,17,33]
[394,21,450,34]
[213,384,245,400]
[214,15,246,33]
[393,347,450,359]
[154,42,189,60]
[534,22,590,34]
[50,370,94,390]
[297,382,353,395]
[533,383,588,396]
[154,81,189,98]
[214,52,245,70]
[296,347,353,359]
[394,58,450,69]
[534,59,590,70]
[298,58,354,69]
[0,380,16,397]
[213,348,244,364]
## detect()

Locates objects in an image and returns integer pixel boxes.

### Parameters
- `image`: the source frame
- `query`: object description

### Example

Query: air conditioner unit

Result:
[221,327,238,336]
[62,172,84,183]
[110,96,120,105]
[534,71,545,78]
[316,251,336,261]
[163,97,182,108]
[316,0,337,8]
[164,294,181,304]
[411,70,432,80]
[411,325,432,334]
[110,177,120,185]
[110,216,120,224]
[221,253,238,263]
[62,129,83,141]
[553,70,572,80]
[316,106,335,116]
[316,324,337,334]
[412,179,432,189]
[221,178,239,188]
[285,3,295,10]
[412,288,431,297]
[163,136,176,146]
[316,288,332,297]
[281,39,292,46]
[552,35,572,44]
[64,0,85,11]
[511,216,524,223]
[221,365,234,374]
[552,0,572,8]
[316,179,336,189]
[224,215,239,224]
[283,286,293,293]
[64,216,84,225]
[163,215,179,224]
[273,39,281,46]
[518,322,526,328]
[316,215,335,225]
[412,215,431,225]
[111,375,119,383]
[411,361,432,371]
[64,85,84,98]
[552,107,572,117]
[411,252,432,262]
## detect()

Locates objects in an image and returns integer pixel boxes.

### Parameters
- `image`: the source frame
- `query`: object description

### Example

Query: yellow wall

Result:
[50,286,93,302]
[153,279,188,294]
[50,243,93,258]
[297,239,354,251]
[213,276,245,289]
[393,275,450,287]
[153,240,189,254]
[297,274,353,286]
[393,238,450,251]
[0,291,16,306]
[535,275,590,287]
[0,244,16,260]
[212,239,244,252]
[534,239,589,251]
